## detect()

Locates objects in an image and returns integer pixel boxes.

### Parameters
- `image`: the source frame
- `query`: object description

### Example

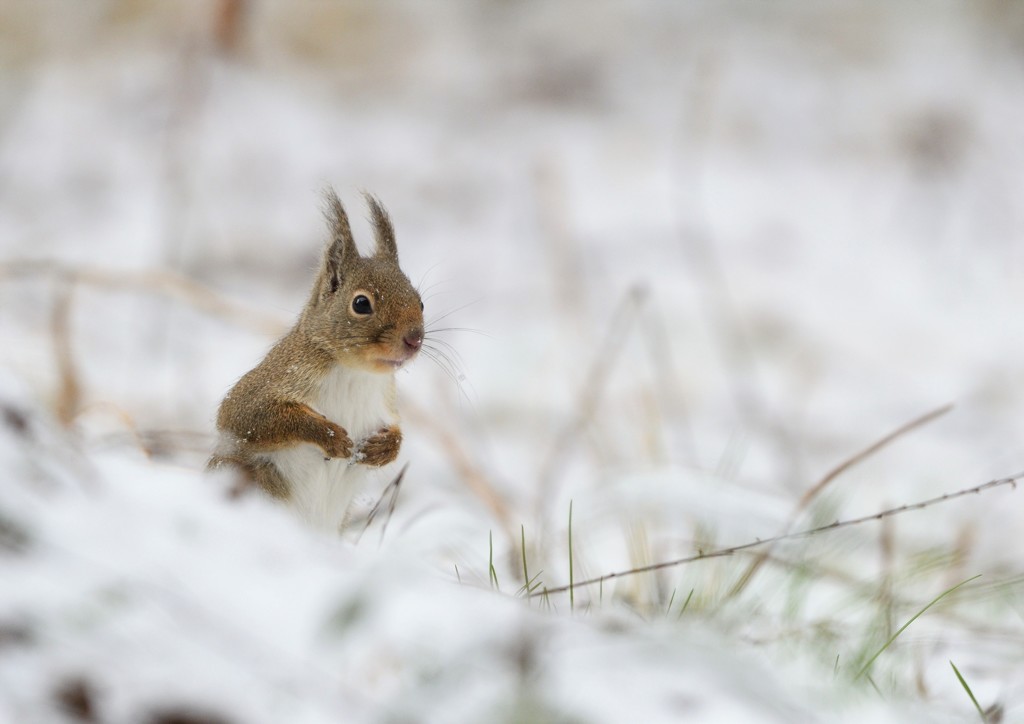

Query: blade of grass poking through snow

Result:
[676,588,695,619]
[866,675,885,700]
[488,530,500,590]
[516,526,545,597]
[568,499,575,612]
[855,575,982,680]
[950,660,987,722]
[520,525,529,593]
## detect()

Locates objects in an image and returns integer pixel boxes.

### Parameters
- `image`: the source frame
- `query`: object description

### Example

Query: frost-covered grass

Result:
[2,2,1024,722]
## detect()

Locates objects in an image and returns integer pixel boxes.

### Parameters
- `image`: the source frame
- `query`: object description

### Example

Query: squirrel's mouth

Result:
[372,332,422,371]
[376,350,418,370]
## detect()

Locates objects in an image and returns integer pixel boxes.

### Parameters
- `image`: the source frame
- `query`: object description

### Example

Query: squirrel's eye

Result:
[420,301,424,311]
[352,295,373,315]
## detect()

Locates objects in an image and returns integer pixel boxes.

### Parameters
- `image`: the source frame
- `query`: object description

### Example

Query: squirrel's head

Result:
[302,190,424,374]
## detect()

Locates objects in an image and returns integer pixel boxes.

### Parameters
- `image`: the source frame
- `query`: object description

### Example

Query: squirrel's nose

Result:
[403,328,423,351]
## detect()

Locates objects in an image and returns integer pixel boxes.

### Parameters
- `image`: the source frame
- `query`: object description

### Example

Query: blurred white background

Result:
[1,2,1023,722]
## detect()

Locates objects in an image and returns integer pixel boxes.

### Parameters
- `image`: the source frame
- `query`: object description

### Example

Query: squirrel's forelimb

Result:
[218,398,352,459]
[356,426,403,467]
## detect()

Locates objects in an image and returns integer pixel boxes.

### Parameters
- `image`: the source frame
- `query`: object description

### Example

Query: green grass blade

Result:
[488,530,500,590]
[866,674,885,700]
[520,524,530,593]
[950,660,987,722]
[568,500,575,613]
[676,588,695,620]
[856,574,981,679]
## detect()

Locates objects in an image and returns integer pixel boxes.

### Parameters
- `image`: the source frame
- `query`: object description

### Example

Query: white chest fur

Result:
[269,365,397,532]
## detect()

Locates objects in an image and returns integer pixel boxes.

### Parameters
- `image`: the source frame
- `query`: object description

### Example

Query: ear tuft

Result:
[364,193,398,261]
[321,188,359,294]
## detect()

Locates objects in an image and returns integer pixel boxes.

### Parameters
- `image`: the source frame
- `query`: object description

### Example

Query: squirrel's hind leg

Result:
[209,454,291,501]
[246,459,291,500]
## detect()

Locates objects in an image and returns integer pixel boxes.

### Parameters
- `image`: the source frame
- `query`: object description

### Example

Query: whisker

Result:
[416,261,446,293]
[422,342,463,376]
[424,337,469,372]
[426,326,491,338]
[420,347,466,390]
[425,298,482,327]
[419,340,475,405]
[418,282,451,301]
[424,342,465,378]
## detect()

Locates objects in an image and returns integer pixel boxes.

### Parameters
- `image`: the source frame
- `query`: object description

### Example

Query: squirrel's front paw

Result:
[319,421,353,459]
[356,426,402,467]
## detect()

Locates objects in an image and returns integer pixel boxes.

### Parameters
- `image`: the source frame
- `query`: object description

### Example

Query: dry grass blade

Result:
[796,404,953,512]
[403,400,513,537]
[356,463,408,546]
[532,472,1021,598]
[51,282,81,427]
[535,285,647,506]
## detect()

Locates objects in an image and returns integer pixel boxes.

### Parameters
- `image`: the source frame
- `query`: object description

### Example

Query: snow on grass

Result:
[2,2,1024,722]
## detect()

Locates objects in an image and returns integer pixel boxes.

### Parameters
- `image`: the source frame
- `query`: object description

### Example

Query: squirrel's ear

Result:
[364,193,398,262]
[322,189,359,293]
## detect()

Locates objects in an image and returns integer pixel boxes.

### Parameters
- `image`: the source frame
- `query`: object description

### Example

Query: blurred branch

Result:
[0,259,288,336]
[728,403,954,598]
[533,471,1021,598]
[50,282,80,426]
[404,400,514,537]
[534,285,648,510]
[534,159,585,325]
[798,404,954,513]
[2,259,284,443]
[213,0,249,55]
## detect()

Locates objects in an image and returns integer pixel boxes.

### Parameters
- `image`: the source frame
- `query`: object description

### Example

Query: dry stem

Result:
[533,471,1021,598]
[727,403,953,598]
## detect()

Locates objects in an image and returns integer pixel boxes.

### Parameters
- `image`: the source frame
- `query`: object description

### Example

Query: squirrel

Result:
[209,190,424,532]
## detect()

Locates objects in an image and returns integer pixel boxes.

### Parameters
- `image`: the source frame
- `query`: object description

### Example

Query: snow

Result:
[1,2,1023,722]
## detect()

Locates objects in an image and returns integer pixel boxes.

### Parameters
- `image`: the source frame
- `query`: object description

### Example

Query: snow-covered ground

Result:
[1,2,1023,721]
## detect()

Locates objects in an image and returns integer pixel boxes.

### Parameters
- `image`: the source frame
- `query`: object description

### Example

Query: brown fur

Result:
[209,191,423,500]
[357,425,403,467]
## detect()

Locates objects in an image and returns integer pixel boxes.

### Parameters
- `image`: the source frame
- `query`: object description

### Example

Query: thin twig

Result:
[797,404,953,512]
[50,280,80,427]
[403,400,513,535]
[535,285,648,507]
[358,463,407,547]
[728,403,953,598]
[531,472,1021,598]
